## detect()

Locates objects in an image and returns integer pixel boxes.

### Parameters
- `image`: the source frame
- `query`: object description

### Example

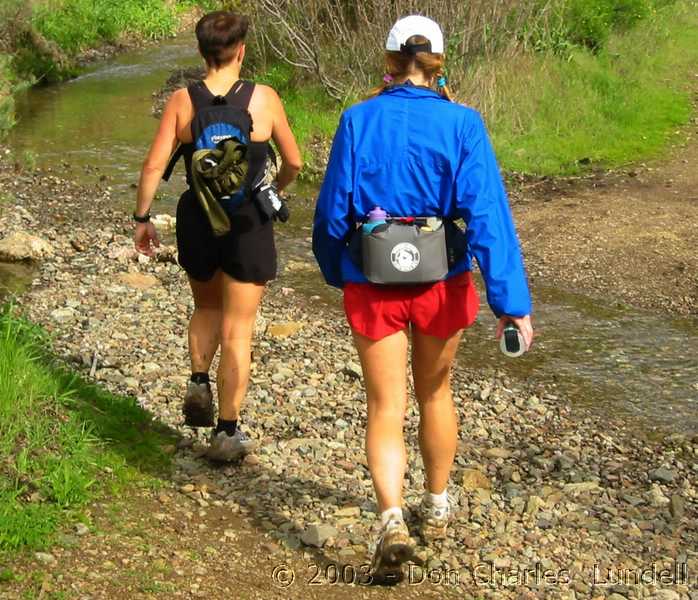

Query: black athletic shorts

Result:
[176,190,277,283]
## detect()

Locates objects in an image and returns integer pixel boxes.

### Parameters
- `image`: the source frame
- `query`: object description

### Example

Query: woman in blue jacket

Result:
[313,15,533,578]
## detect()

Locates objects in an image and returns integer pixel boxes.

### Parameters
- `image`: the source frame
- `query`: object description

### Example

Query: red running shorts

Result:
[343,271,480,341]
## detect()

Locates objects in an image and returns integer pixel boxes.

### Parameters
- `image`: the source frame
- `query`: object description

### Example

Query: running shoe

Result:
[182,381,214,427]
[369,517,415,584]
[206,428,257,462]
[419,491,456,542]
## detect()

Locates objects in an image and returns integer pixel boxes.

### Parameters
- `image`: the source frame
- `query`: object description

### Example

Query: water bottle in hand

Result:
[500,323,526,358]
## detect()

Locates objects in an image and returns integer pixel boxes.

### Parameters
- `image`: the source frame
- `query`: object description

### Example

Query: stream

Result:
[5,34,697,436]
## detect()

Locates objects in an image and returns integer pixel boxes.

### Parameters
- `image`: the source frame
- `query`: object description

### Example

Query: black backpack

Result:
[162,80,285,234]
[163,81,267,205]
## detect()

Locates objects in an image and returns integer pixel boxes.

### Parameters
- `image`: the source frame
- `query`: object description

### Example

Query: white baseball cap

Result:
[385,15,444,55]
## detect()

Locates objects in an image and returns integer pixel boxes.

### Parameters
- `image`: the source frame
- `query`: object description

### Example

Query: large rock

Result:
[563,481,600,495]
[648,467,676,484]
[267,321,303,338]
[461,468,491,491]
[118,272,160,290]
[300,524,337,548]
[0,231,53,262]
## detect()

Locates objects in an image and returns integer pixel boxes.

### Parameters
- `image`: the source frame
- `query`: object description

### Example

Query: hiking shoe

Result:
[419,492,455,542]
[206,428,257,462]
[369,517,415,584]
[182,381,214,427]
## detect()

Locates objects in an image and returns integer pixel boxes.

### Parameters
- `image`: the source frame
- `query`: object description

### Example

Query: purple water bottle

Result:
[363,206,388,233]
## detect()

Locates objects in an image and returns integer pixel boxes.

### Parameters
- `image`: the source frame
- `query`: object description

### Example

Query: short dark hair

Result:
[195,11,249,68]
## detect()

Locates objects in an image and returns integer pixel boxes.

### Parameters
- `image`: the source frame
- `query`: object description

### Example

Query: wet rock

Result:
[0,231,54,262]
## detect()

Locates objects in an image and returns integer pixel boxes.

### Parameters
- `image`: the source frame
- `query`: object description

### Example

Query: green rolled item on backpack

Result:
[191,139,249,236]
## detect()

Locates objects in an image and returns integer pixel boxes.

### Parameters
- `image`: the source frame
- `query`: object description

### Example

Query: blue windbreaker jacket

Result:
[312,83,532,318]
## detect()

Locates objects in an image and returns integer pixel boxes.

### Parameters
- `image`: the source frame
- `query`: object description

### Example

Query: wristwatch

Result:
[133,211,151,223]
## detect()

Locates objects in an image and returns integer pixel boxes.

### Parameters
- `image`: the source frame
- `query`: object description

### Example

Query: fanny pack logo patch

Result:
[391,242,421,272]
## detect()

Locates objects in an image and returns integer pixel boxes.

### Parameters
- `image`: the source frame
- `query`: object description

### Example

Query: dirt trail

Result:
[514,113,698,316]
[2,111,698,598]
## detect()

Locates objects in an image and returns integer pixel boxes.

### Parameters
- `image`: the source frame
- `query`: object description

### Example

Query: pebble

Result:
[35,552,56,565]
[648,467,676,484]
[461,469,491,491]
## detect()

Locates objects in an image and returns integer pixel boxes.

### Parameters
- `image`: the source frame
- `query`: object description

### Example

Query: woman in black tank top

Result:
[132,11,302,460]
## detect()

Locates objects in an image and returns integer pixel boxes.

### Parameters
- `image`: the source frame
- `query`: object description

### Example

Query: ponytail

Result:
[368,35,453,101]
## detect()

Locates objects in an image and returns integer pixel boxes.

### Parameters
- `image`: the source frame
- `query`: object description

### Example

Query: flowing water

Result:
[6,35,698,435]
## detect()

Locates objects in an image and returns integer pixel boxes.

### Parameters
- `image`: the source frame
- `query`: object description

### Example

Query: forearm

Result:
[135,165,164,217]
[276,161,301,192]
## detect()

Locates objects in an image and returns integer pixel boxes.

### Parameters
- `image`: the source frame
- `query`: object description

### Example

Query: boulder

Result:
[300,523,337,548]
[0,231,53,262]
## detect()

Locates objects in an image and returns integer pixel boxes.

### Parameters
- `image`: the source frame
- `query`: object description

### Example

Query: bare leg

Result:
[412,328,462,494]
[217,274,265,421]
[352,329,409,513]
[188,271,223,373]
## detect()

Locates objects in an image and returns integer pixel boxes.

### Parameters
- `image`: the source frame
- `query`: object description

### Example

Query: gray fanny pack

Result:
[360,217,449,285]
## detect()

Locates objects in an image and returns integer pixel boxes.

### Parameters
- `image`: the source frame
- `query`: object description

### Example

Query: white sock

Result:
[380,506,404,528]
[426,488,449,508]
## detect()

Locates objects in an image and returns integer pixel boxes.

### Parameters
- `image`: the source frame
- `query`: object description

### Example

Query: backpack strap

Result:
[162,144,184,182]
[224,80,255,110]
[187,81,215,112]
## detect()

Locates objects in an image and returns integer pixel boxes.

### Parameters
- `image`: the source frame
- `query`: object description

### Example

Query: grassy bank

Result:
[0,0,206,138]
[0,307,175,559]
[478,0,698,174]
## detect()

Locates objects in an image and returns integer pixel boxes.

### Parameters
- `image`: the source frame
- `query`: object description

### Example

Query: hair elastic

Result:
[437,75,448,88]
[383,73,394,84]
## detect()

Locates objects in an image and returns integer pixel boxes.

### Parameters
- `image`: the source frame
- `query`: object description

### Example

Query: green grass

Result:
[32,0,185,55]
[0,55,17,139]
[479,0,698,175]
[257,64,343,179]
[0,307,175,555]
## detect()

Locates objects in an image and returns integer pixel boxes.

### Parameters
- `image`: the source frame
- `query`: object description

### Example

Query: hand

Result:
[496,314,533,351]
[134,222,160,257]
